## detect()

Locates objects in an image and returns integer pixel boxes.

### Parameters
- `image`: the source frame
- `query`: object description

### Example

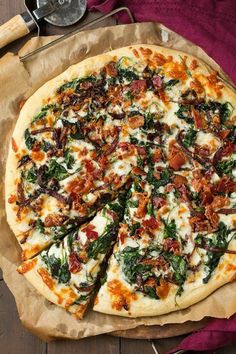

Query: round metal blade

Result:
[36,0,87,27]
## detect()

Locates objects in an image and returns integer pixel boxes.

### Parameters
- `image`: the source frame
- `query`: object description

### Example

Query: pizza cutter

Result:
[0,0,87,49]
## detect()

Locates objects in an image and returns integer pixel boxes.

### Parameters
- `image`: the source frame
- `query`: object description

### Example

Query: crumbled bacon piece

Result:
[104,61,118,77]
[211,196,229,209]
[192,170,213,193]
[71,197,88,215]
[168,143,187,170]
[132,166,146,176]
[194,144,211,157]
[98,155,109,169]
[201,190,213,205]
[163,238,181,255]
[135,193,148,218]
[44,214,68,227]
[172,174,187,187]
[67,175,93,195]
[214,177,236,194]
[134,226,145,237]
[80,81,93,90]
[218,129,231,140]
[221,141,236,157]
[130,80,147,93]
[152,148,162,163]
[189,216,212,232]
[205,205,219,229]
[84,159,95,173]
[118,142,136,158]
[178,184,189,202]
[136,145,147,158]
[119,231,126,244]
[128,115,145,129]
[142,217,159,230]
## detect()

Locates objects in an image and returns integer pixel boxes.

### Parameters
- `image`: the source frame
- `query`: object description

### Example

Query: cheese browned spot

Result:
[17,258,37,274]
[156,279,171,299]
[107,279,137,311]
[12,138,18,153]
[37,268,54,290]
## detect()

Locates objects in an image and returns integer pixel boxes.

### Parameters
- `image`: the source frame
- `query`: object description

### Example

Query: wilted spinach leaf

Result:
[163,219,177,239]
[183,126,197,147]
[87,223,118,259]
[164,79,179,90]
[25,129,36,150]
[35,219,45,234]
[25,166,37,183]
[47,159,68,181]
[216,159,236,177]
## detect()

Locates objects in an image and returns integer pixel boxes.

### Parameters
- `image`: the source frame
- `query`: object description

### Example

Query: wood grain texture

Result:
[48,335,120,354]
[0,280,46,354]
[0,14,30,49]
[121,338,154,354]
[0,0,116,57]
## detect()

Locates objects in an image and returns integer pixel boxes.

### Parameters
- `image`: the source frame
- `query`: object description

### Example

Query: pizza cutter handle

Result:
[0,15,30,49]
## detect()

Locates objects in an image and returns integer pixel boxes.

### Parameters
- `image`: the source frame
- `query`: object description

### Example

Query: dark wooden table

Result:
[0,2,235,353]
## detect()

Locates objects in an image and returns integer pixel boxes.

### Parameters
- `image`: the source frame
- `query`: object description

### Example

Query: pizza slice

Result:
[17,197,124,319]
[6,95,140,260]
[94,179,236,317]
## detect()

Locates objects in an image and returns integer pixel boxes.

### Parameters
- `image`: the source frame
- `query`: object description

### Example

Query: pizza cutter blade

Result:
[35,0,87,27]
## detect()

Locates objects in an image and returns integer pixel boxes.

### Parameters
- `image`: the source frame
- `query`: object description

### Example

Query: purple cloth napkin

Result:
[88,0,236,84]
[168,314,236,354]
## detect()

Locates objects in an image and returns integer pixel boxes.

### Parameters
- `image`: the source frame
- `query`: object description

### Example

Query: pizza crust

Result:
[21,266,87,319]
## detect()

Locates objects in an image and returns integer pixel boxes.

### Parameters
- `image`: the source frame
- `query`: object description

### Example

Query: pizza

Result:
[5,44,236,319]
[18,197,124,318]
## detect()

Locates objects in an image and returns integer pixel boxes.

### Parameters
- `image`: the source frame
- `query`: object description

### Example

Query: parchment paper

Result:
[0,22,236,342]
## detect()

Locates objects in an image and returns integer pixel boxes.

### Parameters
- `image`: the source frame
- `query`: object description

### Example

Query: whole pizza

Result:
[5,45,236,319]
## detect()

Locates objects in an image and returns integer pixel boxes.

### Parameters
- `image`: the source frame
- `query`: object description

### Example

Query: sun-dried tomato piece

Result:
[69,252,82,273]
[81,224,99,240]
